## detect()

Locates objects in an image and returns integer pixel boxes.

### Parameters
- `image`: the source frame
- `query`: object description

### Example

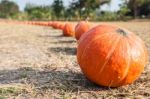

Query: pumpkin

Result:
[52,22,60,29]
[40,21,46,26]
[37,21,41,25]
[77,24,148,87]
[58,23,65,30]
[75,21,90,40]
[63,23,75,37]
[48,22,53,26]
[31,21,35,25]
[49,21,54,27]
[42,21,49,26]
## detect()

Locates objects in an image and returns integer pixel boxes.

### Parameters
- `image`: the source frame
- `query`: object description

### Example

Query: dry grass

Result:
[0,21,149,98]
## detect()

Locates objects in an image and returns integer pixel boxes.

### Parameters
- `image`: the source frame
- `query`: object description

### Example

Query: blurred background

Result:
[0,0,149,21]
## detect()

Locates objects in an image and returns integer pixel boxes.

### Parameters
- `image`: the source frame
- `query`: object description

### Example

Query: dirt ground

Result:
[0,21,150,99]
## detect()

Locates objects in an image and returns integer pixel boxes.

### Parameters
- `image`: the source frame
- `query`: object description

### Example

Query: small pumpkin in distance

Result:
[53,22,61,29]
[58,23,65,30]
[42,21,49,26]
[48,22,52,26]
[75,21,90,40]
[77,24,148,87]
[63,23,75,37]
[50,21,57,28]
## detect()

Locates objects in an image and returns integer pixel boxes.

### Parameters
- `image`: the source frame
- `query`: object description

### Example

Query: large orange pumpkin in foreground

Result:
[75,21,90,40]
[77,24,148,87]
[63,23,75,37]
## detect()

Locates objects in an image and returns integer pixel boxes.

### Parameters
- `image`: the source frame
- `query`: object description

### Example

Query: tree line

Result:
[0,0,149,21]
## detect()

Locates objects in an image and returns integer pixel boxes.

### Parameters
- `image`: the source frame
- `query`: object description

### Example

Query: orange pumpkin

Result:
[63,23,75,37]
[31,21,35,25]
[75,21,90,40]
[52,22,60,29]
[42,21,49,26]
[49,22,54,27]
[36,21,41,26]
[48,22,53,26]
[77,24,148,87]
[58,23,65,30]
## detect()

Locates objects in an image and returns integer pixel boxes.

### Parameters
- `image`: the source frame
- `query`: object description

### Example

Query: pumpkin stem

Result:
[117,28,127,36]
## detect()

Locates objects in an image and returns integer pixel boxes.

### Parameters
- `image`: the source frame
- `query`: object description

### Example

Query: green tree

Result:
[127,0,150,18]
[68,0,111,20]
[140,1,150,16]
[118,0,130,20]
[51,0,65,20]
[0,0,19,18]
[25,4,52,20]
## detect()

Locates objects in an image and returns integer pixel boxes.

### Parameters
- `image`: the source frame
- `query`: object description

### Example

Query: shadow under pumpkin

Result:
[0,67,107,92]
[48,47,77,55]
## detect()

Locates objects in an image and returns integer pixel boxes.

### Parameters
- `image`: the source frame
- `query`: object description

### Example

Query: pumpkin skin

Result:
[48,22,53,27]
[75,21,90,40]
[63,23,75,37]
[53,22,60,29]
[58,23,65,30]
[42,22,49,26]
[77,24,148,87]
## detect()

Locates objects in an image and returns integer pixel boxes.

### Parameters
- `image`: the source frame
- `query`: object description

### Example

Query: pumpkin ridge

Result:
[80,32,115,62]
[128,34,144,55]
[119,35,146,85]
[115,39,131,86]
[97,35,121,78]
[128,34,146,65]
[122,39,131,79]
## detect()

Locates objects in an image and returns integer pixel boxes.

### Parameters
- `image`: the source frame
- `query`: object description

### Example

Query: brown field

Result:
[0,21,150,98]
